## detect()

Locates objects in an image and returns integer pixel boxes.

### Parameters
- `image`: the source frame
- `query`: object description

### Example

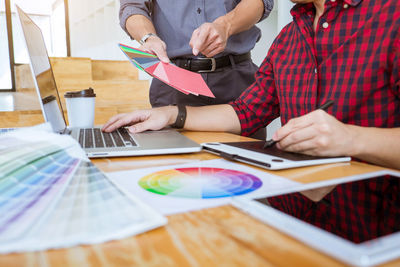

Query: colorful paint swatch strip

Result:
[0,129,166,253]
[119,43,215,98]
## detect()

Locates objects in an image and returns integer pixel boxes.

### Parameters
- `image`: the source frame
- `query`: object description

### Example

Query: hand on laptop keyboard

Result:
[101,106,178,134]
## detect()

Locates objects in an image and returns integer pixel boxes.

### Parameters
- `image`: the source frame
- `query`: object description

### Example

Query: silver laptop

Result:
[16,6,201,158]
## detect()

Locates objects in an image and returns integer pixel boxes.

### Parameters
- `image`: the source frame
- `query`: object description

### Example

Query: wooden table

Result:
[1,109,398,267]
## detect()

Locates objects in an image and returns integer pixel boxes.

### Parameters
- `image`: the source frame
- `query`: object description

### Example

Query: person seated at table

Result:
[103,0,400,239]
[104,0,400,170]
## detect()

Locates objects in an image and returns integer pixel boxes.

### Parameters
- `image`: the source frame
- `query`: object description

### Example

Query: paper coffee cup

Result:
[42,95,67,132]
[64,88,96,128]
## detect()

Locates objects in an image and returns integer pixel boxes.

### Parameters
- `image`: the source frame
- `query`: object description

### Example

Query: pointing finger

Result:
[190,26,210,56]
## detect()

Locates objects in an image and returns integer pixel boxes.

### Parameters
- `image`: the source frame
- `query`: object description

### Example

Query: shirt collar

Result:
[291,0,363,19]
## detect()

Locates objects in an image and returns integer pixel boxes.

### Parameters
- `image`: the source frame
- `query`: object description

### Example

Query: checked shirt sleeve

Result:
[230,42,280,137]
[390,38,400,98]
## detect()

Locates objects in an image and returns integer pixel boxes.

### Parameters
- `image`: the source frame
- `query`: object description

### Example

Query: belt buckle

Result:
[197,57,216,73]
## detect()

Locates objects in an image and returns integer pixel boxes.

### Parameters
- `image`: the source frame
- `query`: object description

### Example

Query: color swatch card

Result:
[0,128,166,253]
[107,159,301,215]
[119,43,215,98]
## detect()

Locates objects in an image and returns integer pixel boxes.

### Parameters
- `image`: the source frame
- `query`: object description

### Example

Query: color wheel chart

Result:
[138,167,262,199]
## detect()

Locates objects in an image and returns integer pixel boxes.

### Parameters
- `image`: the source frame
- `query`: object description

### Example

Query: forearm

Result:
[348,126,400,169]
[125,15,156,42]
[181,105,241,134]
[215,0,264,37]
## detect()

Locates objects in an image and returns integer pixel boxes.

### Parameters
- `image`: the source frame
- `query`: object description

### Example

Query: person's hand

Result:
[190,20,229,58]
[102,106,177,133]
[300,185,336,202]
[273,110,356,157]
[140,35,170,63]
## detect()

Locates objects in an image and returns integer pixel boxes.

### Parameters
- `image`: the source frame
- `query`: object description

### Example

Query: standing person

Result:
[119,0,274,107]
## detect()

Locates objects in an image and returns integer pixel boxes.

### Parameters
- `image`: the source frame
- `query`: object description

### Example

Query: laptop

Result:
[16,6,201,158]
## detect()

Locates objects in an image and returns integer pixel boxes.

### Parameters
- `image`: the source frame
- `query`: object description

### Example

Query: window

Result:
[0,0,68,90]
[0,4,12,90]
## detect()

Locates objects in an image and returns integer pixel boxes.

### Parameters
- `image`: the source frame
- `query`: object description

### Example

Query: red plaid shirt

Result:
[267,177,400,244]
[231,0,400,243]
[231,0,400,135]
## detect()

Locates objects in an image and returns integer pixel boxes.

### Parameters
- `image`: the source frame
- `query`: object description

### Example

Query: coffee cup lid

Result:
[42,95,56,104]
[64,88,96,98]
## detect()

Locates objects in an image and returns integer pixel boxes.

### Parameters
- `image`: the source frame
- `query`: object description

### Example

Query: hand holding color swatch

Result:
[119,44,215,98]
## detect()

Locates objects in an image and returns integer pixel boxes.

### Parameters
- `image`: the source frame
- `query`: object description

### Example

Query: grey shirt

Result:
[120,0,274,58]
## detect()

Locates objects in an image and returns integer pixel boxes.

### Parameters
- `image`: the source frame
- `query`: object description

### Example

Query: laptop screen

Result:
[17,6,66,133]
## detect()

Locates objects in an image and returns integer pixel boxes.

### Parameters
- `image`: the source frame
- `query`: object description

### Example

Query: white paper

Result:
[107,159,301,215]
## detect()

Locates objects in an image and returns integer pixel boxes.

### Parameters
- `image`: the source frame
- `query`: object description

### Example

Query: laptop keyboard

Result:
[78,128,137,149]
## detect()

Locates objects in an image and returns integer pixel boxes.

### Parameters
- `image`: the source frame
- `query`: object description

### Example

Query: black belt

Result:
[172,52,251,73]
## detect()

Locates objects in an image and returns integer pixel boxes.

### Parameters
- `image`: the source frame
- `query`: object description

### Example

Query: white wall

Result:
[1,0,58,89]
[69,1,294,67]
[0,13,12,89]
[51,2,67,57]
[0,0,67,89]
[69,0,131,61]
[252,2,293,66]
[252,9,277,66]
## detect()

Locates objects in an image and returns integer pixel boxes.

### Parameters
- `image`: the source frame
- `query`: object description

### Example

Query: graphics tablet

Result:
[202,141,351,170]
[232,170,400,266]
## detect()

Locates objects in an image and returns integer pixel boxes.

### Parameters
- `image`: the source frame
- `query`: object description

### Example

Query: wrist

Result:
[167,106,178,126]
[139,33,158,45]
[346,124,363,157]
[214,15,232,37]
[170,105,187,129]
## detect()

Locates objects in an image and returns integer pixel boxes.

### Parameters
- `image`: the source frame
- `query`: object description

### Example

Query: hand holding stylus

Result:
[264,100,334,149]
[263,100,355,157]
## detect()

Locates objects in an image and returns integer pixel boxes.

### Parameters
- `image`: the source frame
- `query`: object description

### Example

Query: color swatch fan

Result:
[119,43,215,98]
[0,128,166,253]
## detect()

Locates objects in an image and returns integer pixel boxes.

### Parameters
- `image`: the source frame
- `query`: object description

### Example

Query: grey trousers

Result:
[149,59,258,107]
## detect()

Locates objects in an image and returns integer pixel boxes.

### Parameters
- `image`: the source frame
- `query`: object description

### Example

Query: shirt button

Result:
[343,3,349,8]
[314,68,318,74]
[322,22,329,29]
[331,0,336,2]
[197,8,201,14]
